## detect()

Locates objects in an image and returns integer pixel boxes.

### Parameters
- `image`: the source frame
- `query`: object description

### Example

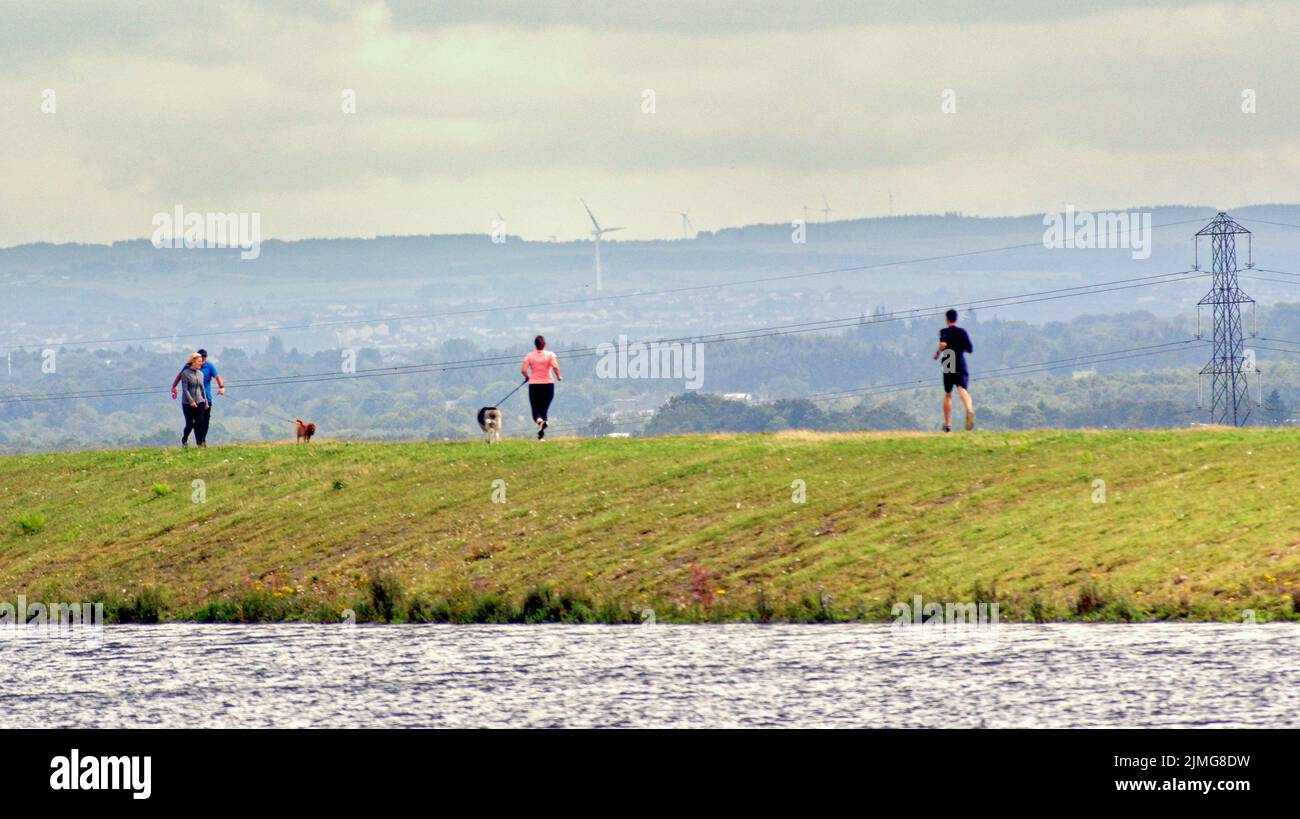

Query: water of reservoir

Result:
[1,623,1293,728]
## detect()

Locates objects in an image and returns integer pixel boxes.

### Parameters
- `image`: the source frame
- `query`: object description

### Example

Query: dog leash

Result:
[232,398,297,425]
[493,378,528,407]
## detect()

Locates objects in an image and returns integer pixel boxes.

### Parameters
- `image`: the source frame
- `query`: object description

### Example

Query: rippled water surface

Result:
[1,623,1296,728]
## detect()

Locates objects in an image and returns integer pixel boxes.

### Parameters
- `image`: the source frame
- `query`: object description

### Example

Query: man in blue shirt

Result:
[933,309,974,432]
[170,348,225,447]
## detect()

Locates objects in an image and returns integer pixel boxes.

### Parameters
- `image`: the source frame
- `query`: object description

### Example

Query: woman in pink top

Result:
[521,334,562,439]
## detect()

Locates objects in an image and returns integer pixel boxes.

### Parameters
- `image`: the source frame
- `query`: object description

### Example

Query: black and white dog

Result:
[477,407,502,444]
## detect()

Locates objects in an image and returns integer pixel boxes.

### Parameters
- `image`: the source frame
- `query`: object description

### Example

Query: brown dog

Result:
[295,419,316,443]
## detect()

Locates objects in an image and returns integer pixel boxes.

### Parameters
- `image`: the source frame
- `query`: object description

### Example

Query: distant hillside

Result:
[2,429,1297,622]
[5,204,1300,356]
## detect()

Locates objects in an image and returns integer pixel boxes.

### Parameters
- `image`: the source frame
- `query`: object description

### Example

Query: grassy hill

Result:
[1,429,1298,622]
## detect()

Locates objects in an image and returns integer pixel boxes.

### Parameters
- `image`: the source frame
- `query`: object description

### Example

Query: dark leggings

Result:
[528,383,554,423]
[196,403,212,443]
[182,402,208,444]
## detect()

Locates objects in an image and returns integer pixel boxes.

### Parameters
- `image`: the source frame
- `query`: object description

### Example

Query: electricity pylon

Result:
[1195,212,1256,426]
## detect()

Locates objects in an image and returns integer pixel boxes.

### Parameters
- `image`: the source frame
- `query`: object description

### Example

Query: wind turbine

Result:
[582,199,624,291]
[677,211,695,239]
[820,190,832,223]
[801,203,810,225]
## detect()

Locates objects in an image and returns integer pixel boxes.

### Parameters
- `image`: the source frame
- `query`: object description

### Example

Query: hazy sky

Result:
[2,0,1298,245]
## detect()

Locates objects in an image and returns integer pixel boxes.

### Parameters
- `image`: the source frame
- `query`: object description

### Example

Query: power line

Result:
[0,215,1214,353]
[547,340,1204,434]
[1238,267,1300,286]
[797,341,1202,402]
[1253,346,1300,355]
[1240,275,1300,287]
[0,269,1207,406]
[1236,217,1300,231]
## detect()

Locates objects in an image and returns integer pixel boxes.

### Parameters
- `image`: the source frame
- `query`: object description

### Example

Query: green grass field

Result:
[1,428,1297,622]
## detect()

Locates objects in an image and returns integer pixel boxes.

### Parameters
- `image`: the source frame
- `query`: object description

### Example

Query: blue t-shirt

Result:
[179,362,219,402]
[200,362,218,401]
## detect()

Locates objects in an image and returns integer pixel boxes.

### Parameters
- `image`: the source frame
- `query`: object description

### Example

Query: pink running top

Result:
[523,349,558,384]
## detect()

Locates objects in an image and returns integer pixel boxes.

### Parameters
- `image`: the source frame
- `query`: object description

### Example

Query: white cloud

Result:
[2,0,1298,245]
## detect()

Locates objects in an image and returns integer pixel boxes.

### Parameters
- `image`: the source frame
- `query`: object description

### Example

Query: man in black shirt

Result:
[933,308,974,432]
